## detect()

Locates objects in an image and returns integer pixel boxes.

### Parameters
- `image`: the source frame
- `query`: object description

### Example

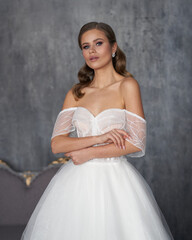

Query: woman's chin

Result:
[86,61,100,68]
[87,61,111,71]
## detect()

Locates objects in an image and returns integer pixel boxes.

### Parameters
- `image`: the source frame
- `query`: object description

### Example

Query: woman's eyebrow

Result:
[81,38,104,46]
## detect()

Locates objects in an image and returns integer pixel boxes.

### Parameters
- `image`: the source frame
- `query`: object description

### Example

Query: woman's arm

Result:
[87,137,141,159]
[51,135,100,154]
[52,129,130,154]
[65,140,141,164]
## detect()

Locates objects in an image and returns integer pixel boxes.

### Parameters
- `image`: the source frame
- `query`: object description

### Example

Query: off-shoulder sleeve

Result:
[124,110,146,157]
[51,107,77,140]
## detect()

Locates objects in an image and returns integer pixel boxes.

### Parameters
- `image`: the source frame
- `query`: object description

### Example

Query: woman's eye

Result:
[96,41,103,46]
[83,45,89,49]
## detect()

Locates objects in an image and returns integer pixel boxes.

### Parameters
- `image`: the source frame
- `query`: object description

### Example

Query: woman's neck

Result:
[90,64,122,89]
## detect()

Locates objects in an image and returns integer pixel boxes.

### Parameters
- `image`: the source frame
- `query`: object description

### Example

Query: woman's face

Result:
[80,29,116,70]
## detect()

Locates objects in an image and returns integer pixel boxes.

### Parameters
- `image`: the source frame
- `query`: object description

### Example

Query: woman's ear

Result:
[112,42,117,53]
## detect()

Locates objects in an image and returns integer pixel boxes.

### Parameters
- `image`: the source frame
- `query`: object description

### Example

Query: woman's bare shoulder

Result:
[120,77,144,118]
[120,76,140,90]
[120,77,141,97]
[61,88,78,110]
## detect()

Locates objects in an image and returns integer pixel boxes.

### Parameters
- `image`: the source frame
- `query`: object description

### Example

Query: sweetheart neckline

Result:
[78,106,125,118]
[59,106,146,122]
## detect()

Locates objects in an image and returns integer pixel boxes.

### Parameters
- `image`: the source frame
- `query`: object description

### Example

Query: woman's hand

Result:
[65,148,92,165]
[98,129,131,150]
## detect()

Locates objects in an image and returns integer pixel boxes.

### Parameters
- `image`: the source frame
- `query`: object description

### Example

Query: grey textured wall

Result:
[0,0,191,239]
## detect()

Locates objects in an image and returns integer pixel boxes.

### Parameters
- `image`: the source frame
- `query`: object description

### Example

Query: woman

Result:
[21,22,174,239]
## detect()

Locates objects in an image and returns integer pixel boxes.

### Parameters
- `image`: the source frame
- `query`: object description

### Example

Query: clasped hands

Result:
[65,129,131,165]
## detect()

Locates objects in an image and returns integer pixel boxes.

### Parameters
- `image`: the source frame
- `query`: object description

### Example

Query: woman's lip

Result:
[89,57,99,61]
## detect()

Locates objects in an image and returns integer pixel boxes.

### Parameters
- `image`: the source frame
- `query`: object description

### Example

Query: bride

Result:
[21,22,174,240]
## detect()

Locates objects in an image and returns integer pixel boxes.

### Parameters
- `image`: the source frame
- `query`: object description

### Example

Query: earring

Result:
[112,52,116,58]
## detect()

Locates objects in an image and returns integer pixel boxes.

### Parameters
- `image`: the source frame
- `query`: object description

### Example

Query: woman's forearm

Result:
[88,140,141,159]
[51,135,100,154]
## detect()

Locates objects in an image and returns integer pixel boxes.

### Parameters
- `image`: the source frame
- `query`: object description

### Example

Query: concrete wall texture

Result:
[0,0,191,239]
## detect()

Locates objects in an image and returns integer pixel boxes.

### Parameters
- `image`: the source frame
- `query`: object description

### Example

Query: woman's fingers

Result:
[116,129,131,139]
[101,129,131,149]
[107,132,119,147]
[110,130,126,149]
[111,130,125,149]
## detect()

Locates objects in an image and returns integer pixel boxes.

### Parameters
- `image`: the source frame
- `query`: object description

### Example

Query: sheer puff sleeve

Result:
[124,110,147,158]
[51,107,77,140]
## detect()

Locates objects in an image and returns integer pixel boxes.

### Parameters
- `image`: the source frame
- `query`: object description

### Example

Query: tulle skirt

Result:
[21,157,174,240]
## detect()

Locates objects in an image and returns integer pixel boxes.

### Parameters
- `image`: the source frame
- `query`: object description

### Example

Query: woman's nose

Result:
[89,45,96,53]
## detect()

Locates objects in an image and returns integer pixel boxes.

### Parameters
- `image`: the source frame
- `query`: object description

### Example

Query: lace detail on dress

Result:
[124,111,146,158]
[51,108,76,140]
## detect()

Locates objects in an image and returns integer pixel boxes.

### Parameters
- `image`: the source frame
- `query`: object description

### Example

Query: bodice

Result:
[73,107,133,137]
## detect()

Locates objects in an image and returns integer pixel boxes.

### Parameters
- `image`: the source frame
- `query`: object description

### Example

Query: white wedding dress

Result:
[21,107,174,240]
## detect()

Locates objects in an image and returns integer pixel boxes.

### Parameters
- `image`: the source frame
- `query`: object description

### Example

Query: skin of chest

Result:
[77,82,125,114]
